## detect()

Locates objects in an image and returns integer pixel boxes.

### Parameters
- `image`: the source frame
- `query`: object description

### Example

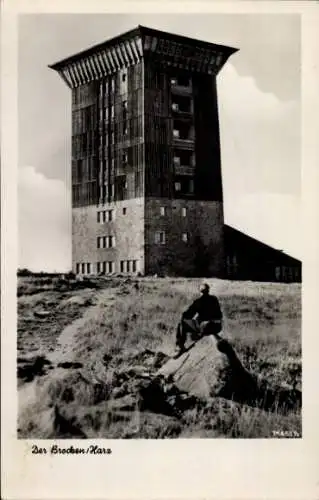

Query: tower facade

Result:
[49,26,238,276]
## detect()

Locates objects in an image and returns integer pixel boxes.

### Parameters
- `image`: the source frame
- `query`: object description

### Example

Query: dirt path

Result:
[46,287,117,365]
[18,287,118,425]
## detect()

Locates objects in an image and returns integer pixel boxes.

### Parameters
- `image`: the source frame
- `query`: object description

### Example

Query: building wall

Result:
[65,32,233,277]
[72,197,145,274]
[224,225,302,283]
[144,198,224,276]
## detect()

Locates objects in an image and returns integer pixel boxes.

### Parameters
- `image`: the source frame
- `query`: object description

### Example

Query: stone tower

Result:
[49,26,238,276]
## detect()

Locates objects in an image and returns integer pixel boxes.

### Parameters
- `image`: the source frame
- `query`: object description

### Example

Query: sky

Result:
[18,13,301,272]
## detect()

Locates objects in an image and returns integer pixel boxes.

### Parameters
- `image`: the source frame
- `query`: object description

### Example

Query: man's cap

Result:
[200,283,210,294]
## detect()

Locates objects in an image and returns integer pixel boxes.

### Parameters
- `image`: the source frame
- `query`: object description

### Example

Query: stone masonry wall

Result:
[72,197,145,274]
[144,198,224,277]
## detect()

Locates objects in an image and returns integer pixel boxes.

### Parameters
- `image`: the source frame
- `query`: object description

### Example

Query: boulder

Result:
[157,335,255,401]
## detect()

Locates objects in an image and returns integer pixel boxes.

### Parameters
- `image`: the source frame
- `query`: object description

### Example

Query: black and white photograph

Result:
[15,12,303,441]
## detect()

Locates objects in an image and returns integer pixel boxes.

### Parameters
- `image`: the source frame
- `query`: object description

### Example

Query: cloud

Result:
[217,64,301,259]
[18,166,71,272]
[218,64,300,196]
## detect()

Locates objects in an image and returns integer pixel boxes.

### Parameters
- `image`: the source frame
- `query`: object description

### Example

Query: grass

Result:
[17,276,301,439]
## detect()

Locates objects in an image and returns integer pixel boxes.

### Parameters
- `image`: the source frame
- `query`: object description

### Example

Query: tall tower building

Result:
[49,26,238,277]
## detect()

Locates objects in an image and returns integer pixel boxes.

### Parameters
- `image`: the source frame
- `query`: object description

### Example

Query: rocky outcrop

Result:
[157,335,301,413]
[18,338,301,439]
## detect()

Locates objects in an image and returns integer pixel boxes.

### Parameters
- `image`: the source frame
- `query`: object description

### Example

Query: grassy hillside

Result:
[17,276,301,439]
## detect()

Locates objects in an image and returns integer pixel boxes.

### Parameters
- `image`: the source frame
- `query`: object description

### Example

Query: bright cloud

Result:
[217,64,301,259]
[18,166,71,272]
[218,64,300,196]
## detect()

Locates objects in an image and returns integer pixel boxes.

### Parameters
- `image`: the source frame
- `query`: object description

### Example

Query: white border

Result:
[2,2,319,499]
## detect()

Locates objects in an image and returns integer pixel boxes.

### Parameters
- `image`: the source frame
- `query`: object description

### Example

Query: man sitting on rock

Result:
[175,283,223,354]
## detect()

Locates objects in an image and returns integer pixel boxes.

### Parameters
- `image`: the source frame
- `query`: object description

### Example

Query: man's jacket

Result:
[182,294,222,323]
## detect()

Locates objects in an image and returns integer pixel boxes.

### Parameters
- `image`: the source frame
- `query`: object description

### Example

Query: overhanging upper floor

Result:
[49,25,238,88]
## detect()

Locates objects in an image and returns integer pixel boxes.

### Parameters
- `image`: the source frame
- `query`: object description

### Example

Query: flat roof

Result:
[49,25,238,70]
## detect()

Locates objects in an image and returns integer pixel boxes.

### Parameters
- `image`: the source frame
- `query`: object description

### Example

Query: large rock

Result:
[157,335,255,401]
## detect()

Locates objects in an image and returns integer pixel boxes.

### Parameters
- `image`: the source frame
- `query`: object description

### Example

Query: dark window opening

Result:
[115,175,127,200]
[170,75,191,87]
[174,176,195,196]
[173,120,193,140]
[171,95,192,113]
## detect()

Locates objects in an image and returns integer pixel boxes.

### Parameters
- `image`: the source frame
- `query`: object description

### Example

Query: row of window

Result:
[97,206,187,223]
[97,236,116,249]
[97,231,189,248]
[75,260,139,275]
[159,206,187,217]
[76,263,92,275]
[120,260,138,273]
[97,261,115,274]
[154,231,189,244]
[97,207,127,223]
[97,210,113,223]
[97,206,188,224]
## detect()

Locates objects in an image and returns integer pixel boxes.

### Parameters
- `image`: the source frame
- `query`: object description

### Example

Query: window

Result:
[126,261,130,272]
[173,156,181,166]
[106,236,115,248]
[132,260,137,273]
[160,206,166,216]
[102,261,107,273]
[81,263,85,274]
[98,210,114,223]
[155,231,166,245]
[123,207,127,215]
[173,129,180,138]
[120,261,125,273]
[189,179,194,193]
[122,73,127,82]
[108,261,114,273]
[170,77,177,85]
[182,207,187,217]
[98,236,112,249]
[122,152,128,164]
[76,263,80,274]
[111,105,114,119]
[175,182,181,192]
[172,103,179,111]
[97,262,101,274]
[97,211,105,224]
[182,233,188,243]
[87,263,91,274]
